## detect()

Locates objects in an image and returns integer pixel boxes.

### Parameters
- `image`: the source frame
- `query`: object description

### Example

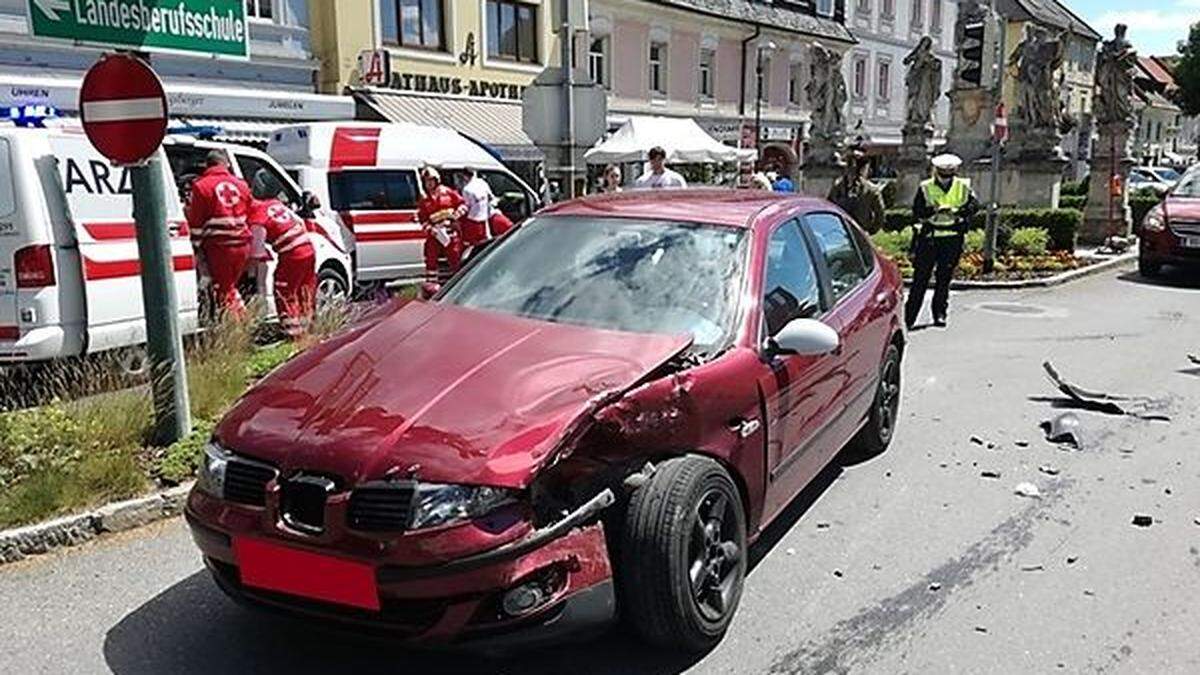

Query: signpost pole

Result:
[130,153,191,446]
[982,0,1006,274]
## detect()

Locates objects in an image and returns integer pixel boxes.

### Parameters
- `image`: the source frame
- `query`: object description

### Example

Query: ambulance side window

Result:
[0,139,14,219]
[327,171,420,211]
[237,154,301,207]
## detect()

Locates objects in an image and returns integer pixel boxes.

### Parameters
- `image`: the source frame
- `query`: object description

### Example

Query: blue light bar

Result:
[4,105,58,127]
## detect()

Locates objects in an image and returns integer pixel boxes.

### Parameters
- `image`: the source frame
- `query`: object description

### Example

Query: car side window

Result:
[805,213,868,303]
[846,217,876,273]
[236,154,302,207]
[481,170,533,221]
[763,220,822,337]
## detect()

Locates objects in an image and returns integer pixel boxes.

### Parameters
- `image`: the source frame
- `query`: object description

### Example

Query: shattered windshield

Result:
[440,216,748,353]
[1171,170,1200,198]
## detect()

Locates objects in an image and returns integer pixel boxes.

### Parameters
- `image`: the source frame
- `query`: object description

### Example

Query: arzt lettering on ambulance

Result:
[63,158,132,195]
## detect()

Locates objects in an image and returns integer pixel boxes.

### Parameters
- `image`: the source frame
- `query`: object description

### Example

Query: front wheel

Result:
[618,455,746,652]
[1138,254,1162,278]
[316,266,350,309]
[848,342,902,457]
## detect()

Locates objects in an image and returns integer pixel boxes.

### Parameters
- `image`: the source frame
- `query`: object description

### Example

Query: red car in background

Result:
[1140,166,1200,277]
[185,190,906,651]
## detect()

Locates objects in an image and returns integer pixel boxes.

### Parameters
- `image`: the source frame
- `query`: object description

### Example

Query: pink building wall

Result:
[612,19,648,100]
[669,31,699,102]
[716,39,742,103]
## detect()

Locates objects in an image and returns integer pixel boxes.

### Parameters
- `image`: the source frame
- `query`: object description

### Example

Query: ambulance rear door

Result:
[53,135,199,354]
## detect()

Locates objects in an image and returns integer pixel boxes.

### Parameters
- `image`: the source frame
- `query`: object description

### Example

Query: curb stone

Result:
[902,252,1136,291]
[0,482,193,566]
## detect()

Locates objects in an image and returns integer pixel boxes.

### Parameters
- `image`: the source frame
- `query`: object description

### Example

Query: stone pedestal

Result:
[1081,126,1135,245]
[892,124,933,207]
[801,164,841,199]
[944,87,997,165]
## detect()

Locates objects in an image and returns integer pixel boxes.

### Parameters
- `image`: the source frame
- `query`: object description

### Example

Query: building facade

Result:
[1132,55,1192,165]
[0,0,352,141]
[586,0,854,179]
[310,0,565,175]
[842,0,956,154]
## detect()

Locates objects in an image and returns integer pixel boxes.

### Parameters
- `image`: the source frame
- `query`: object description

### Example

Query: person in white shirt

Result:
[634,146,688,189]
[459,167,496,249]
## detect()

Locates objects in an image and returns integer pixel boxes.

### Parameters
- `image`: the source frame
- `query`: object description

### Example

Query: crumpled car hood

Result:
[216,301,691,488]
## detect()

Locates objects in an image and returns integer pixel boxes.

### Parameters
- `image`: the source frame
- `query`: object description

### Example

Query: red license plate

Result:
[233,537,380,611]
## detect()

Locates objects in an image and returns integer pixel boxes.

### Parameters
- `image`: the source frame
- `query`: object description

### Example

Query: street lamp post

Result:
[754,41,777,163]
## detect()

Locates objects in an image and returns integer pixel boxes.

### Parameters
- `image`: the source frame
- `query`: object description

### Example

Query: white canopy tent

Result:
[584,115,757,164]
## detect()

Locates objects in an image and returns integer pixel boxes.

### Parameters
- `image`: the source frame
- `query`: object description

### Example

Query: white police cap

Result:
[931,153,963,171]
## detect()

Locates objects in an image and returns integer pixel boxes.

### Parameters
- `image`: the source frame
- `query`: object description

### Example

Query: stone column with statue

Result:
[1081,24,1138,245]
[801,42,848,197]
[893,35,943,206]
[944,0,997,165]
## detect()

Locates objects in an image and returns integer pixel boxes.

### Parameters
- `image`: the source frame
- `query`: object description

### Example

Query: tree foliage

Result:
[1176,22,1200,116]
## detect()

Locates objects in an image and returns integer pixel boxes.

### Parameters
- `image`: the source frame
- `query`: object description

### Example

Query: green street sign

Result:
[27,0,249,59]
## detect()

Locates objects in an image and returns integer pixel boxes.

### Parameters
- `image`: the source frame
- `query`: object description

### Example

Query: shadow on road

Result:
[103,459,851,675]
[1116,268,1200,290]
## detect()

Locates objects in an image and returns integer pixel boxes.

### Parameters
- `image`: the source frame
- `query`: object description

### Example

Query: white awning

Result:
[585,115,757,164]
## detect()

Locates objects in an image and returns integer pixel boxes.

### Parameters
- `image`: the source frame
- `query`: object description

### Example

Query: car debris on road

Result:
[1132,515,1154,528]
[1013,482,1042,499]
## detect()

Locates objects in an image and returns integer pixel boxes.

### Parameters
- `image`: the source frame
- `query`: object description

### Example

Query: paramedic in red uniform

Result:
[186,150,252,318]
[248,171,317,338]
[416,167,467,283]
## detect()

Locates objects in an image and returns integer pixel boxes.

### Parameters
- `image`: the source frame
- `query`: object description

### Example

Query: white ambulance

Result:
[0,125,352,365]
[266,122,540,284]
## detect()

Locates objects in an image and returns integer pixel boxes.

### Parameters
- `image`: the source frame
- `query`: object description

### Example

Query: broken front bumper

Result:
[184,489,616,647]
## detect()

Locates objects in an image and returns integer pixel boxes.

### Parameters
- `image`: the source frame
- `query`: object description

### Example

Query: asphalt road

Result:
[3,264,1199,674]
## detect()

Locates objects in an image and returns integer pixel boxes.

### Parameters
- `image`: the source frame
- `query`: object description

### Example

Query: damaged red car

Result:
[185,190,906,651]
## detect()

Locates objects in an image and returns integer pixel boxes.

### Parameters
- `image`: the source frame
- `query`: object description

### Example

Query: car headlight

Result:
[196,441,230,498]
[1143,211,1166,232]
[409,482,518,530]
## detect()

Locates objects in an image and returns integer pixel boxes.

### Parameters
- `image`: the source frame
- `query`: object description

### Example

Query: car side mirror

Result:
[769,318,840,357]
[418,281,441,300]
[299,190,321,217]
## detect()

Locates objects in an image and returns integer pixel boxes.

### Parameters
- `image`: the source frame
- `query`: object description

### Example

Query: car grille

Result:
[347,482,416,532]
[224,460,278,506]
[1169,220,1200,236]
[281,475,336,534]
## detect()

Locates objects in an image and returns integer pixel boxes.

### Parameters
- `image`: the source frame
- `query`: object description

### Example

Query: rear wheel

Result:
[316,266,350,309]
[618,456,746,652]
[848,342,902,457]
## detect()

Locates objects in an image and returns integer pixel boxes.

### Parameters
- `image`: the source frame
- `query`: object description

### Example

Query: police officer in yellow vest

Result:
[904,153,979,329]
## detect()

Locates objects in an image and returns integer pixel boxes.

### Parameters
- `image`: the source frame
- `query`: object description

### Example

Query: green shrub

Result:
[1130,190,1162,226]
[884,208,1080,252]
[1061,177,1089,196]
[871,228,913,259]
[1060,195,1086,210]
[964,229,986,253]
[1008,227,1050,256]
[156,418,215,485]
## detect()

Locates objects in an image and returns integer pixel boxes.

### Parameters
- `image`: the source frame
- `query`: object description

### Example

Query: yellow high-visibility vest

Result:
[921,177,971,237]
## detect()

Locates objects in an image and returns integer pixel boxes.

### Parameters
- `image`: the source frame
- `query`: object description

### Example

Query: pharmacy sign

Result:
[27,0,249,59]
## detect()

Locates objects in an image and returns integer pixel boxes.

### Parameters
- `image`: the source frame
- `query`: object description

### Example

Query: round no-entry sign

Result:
[79,53,168,165]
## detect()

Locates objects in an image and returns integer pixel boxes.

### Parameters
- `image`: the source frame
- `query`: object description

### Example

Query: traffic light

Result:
[960,21,987,87]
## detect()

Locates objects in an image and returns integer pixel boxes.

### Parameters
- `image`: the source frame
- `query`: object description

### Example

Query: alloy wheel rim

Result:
[878,356,900,438]
[687,488,742,622]
[316,277,346,308]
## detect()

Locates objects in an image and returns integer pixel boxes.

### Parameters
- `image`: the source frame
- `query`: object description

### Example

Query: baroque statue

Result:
[1008,24,1067,133]
[1094,24,1138,129]
[806,42,847,144]
[903,36,943,130]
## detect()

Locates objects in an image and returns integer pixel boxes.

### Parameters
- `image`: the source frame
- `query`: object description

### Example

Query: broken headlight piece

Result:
[409,482,519,530]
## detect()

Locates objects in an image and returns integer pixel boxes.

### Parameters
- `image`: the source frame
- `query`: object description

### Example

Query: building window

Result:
[930,0,942,32]
[758,56,771,103]
[649,42,667,96]
[881,0,895,19]
[816,0,834,16]
[589,37,609,88]
[856,0,871,15]
[382,0,446,51]
[245,0,272,20]
[487,0,539,63]
[853,55,868,99]
[699,49,715,100]
[789,62,804,105]
[877,59,891,100]
[910,0,923,28]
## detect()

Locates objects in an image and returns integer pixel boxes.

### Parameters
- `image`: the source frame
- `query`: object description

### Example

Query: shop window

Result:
[699,49,715,100]
[877,59,891,100]
[382,0,446,51]
[649,42,667,96]
[852,55,868,99]
[245,0,272,20]
[589,37,609,88]
[789,62,804,106]
[487,0,539,64]
[910,0,924,28]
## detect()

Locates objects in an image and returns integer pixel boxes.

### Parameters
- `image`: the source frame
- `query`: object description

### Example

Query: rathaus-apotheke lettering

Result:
[387,72,525,102]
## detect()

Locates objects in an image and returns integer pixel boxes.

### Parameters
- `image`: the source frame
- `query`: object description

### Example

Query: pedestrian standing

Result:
[247,171,317,338]
[771,165,795,193]
[459,167,495,251]
[186,150,253,319]
[416,167,467,284]
[634,146,688,189]
[600,164,623,193]
[903,153,980,329]
[828,149,886,233]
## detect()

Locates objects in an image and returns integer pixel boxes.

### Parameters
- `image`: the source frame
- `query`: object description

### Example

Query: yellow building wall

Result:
[310,0,562,96]
[999,19,1095,120]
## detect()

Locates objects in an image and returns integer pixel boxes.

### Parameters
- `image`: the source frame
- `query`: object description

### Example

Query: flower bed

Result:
[873,227,1102,282]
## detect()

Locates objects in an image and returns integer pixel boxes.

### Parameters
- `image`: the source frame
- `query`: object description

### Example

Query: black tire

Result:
[316,266,350,308]
[848,342,902,457]
[618,455,746,652]
[1138,254,1162,278]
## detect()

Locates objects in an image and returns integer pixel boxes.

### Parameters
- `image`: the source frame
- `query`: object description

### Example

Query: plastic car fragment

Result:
[1042,412,1084,448]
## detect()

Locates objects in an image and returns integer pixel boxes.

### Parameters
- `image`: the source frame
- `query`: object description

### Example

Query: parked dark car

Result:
[1139,167,1200,276]
[184,189,906,651]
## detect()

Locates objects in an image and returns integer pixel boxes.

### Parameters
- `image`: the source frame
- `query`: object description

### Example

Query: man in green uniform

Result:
[828,148,886,233]
[904,153,979,329]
